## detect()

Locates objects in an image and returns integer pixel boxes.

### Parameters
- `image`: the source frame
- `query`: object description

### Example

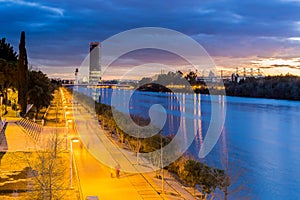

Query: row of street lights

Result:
[70,137,79,188]
[61,88,165,194]
[0,96,3,119]
[60,88,79,189]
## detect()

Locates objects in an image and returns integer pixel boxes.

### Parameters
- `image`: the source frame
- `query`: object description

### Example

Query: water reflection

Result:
[75,86,300,199]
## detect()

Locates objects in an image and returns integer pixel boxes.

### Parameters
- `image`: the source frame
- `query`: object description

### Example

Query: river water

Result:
[77,86,300,199]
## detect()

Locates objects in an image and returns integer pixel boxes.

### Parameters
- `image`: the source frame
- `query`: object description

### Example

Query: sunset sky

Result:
[1,0,300,79]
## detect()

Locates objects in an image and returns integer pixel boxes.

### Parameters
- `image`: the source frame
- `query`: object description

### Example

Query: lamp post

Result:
[136,118,140,165]
[161,133,164,193]
[65,111,70,118]
[65,121,69,150]
[0,96,3,119]
[70,137,79,189]
[65,111,70,150]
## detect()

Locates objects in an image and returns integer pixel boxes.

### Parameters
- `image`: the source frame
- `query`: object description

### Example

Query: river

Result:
[76,86,300,199]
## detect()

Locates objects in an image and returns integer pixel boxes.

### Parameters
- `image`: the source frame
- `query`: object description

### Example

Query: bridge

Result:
[61,67,266,88]
[62,83,132,88]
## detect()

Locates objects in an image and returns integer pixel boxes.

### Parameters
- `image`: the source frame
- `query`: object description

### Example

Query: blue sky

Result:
[1,0,300,79]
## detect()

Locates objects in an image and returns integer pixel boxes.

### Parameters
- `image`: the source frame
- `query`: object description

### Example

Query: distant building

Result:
[231,73,240,83]
[75,68,79,84]
[89,42,101,84]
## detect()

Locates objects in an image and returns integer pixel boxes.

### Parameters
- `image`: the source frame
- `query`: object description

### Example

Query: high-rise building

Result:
[89,42,101,84]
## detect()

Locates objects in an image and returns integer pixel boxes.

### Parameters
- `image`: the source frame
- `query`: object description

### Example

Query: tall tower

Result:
[74,68,79,91]
[89,42,101,84]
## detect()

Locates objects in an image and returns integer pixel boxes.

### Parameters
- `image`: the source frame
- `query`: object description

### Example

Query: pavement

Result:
[0,117,37,152]
[72,108,195,200]
[67,88,196,200]
[73,142,162,199]
[0,88,197,200]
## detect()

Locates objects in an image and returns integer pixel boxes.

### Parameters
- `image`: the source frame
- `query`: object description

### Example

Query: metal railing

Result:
[0,122,8,148]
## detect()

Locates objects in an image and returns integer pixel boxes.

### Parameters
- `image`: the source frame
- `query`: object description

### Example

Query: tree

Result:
[183,159,201,195]
[17,31,29,116]
[181,159,225,199]
[0,38,18,114]
[185,71,198,85]
[224,75,300,100]
[0,37,17,62]
[138,77,152,86]
[0,59,17,113]
[26,132,68,199]
[198,165,224,200]
[219,132,249,200]
[28,70,54,119]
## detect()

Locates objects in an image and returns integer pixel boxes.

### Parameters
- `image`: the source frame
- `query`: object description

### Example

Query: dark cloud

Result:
[1,0,300,74]
[271,64,293,68]
[271,64,300,69]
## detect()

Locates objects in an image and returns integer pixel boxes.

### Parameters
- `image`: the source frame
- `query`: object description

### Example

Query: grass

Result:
[2,89,67,127]
[0,152,34,197]
[44,106,65,127]
[0,167,34,193]
[0,151,76,199]
[44,90,68,127]
[0,88,79,199]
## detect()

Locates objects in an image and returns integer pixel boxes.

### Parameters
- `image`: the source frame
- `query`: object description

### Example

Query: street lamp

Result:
[65,121,69,150]
[160,133,164,193]
[65,111,70,119]
[65,111,70,150]
[70,137,80,189]
[68,119,73,130]
[136,118,140,165]
[0,96,3,119]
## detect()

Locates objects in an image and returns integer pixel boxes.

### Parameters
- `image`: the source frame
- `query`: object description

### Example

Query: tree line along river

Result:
[75,86,300,199]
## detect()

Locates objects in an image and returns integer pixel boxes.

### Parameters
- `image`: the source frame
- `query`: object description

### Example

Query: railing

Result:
[0,122,8,145]
[15,118,43,142]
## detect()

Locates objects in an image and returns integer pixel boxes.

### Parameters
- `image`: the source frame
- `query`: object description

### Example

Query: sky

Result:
[1,0,300,79]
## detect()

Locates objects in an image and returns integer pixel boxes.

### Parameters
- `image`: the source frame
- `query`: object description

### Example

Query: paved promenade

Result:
[69,90,195,200]
[0,88,197,200]
[0,117,37,152]
[73,141,163,199]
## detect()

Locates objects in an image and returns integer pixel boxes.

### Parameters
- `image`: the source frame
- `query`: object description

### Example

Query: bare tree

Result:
[219,129,250,200]
[25,132,69,200]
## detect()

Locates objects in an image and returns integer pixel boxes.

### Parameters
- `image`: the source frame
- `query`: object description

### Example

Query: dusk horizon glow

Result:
[1,0,300,79]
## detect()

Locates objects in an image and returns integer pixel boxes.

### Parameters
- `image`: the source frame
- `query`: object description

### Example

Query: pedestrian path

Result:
[72,97,196,200]
[73,141,158,199]
[15,118,43,142]
[0,118,38,151]
[126,173,163,200]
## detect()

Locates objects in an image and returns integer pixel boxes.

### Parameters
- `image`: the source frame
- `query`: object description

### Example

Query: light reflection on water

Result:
[77,87,300,199]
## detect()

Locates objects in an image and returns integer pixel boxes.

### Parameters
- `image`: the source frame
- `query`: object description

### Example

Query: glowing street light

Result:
[0,96,3,119]
[64,110,70,150]
[70,137,80,188]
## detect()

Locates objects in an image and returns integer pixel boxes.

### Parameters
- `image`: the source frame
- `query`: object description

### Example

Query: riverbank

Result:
[135,75,300,101]
[72,89,227,199]
[64,85,300,199]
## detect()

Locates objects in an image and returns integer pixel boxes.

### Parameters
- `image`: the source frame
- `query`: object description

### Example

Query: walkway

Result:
[1,87,197,199]
[63,88,162,199]
[68,89,195,200]
[0,117,37,151]
[73,142,163,199]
